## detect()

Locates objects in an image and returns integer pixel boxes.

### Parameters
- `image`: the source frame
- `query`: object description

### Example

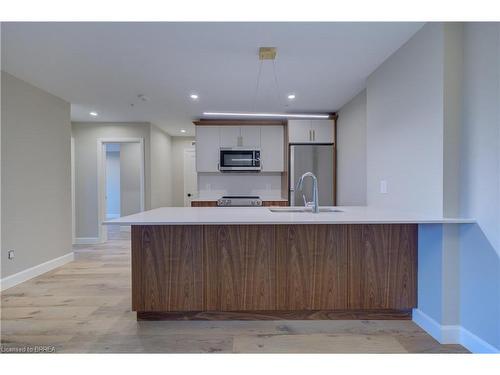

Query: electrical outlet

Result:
[8,250,15,260]
[380,180,388,194]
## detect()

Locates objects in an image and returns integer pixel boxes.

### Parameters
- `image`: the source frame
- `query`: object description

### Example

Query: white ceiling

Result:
[1,22,423,136]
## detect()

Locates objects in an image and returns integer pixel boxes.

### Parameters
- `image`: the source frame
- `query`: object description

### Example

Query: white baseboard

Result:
[0,252,74,291]
[74,237,100,245]
[413,308,499,353]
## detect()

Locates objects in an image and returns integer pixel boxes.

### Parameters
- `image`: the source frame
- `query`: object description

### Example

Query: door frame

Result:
[183,148,197,206]
[97,137,145,243]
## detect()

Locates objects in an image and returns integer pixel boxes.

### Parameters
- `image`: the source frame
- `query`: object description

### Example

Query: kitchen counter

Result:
[112,206,474,321]
[104,206,474,226]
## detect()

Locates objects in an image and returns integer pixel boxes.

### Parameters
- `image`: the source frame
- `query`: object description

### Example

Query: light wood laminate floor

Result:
[0,227,468,353]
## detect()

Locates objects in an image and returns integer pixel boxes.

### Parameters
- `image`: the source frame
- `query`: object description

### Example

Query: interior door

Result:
[183,148,198,206]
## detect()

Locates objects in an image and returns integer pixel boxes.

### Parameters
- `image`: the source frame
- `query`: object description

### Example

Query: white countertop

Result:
[104,206,475,225]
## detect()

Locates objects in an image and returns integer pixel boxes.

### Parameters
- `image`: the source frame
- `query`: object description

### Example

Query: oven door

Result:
[219,149,261,171]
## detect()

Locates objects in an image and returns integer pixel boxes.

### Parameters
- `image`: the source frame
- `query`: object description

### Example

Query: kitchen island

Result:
[105,207,473,321]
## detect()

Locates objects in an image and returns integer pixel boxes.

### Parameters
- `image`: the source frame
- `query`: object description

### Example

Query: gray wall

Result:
[366,23,445,215]
[1,72,72,278]
[120,142,142,216]
[150,124,173,208]
[72,122,173,239]
[337,90,367,205]
[72,122,151,239]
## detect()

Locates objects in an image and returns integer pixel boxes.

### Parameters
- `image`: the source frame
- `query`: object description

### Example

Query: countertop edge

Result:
[104,219,476,225]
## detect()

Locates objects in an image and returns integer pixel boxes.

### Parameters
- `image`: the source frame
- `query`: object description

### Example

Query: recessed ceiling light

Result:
[287,94,296,100]
[190,94,199,100]
[90,111,98,117]
[180,129,187,133]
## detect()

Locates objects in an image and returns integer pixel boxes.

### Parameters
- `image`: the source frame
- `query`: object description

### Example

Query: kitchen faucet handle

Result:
[303,194,314,208]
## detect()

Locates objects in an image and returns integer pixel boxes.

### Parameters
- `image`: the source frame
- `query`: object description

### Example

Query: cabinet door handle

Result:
[309,129,312,141]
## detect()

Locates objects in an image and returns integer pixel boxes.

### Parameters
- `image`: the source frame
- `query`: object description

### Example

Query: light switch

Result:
[380,180,388,194]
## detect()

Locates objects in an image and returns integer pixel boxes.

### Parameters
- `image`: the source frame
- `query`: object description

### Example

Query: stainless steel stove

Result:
[217,195,262,207]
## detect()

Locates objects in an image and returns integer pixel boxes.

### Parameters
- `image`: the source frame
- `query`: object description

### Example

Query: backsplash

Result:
[198,172,283,199]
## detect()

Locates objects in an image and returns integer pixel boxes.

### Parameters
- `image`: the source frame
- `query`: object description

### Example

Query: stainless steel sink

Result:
[268,207,344,213]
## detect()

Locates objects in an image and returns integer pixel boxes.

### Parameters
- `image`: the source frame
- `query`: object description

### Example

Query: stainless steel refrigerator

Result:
[289,144,334,206]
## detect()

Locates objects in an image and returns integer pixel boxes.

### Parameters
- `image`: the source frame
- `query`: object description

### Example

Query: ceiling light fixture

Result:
[180,129,187,133]
[203,112,330,119]
[190,94,199,100]
[90,111,98,117]
[287,94,296,100]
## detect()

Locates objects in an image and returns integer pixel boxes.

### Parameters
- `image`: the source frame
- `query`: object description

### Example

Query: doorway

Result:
[183,148,197,206]
[97,138,145,242]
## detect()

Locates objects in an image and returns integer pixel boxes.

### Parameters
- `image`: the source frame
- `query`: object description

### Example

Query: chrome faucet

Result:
[296,172,319,213]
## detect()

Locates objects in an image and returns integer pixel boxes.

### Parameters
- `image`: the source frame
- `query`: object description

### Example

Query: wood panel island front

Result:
[105,206,472,321]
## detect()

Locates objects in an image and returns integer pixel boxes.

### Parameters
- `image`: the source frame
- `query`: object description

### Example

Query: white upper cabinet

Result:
[288,120,312,143]
[240,126,261,148]
[219,126,240,147]
[195,126,220,172]
[311,119,334,143]
[260,126,284,172]
[196,124,284,172]
[288,119,334,143]
[220,126,261,148]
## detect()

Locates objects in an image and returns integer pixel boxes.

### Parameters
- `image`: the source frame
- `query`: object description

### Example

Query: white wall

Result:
[457,23,500,351]
[198,173,282,200]
[105,149,120,217]
[460,23,500,253]
[1,72,72,278]
[150,124,173,208]
[365,22,499,352]
[172,137,195,206]
[337,90,367,205]
[72,122,151,239]
[366,23,445,215]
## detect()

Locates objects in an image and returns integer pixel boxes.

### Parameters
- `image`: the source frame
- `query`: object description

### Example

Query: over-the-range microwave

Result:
[219,147,261,172]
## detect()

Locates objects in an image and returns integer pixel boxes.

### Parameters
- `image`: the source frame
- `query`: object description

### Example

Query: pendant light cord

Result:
[251,61,264,112]
[272,60,284,109]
